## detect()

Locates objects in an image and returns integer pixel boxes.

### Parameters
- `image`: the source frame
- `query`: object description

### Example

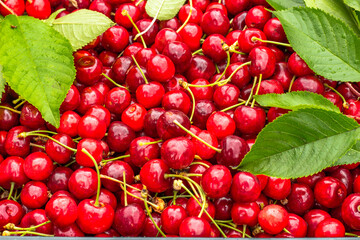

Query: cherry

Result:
[231,171,261,202]
[186,55,216,82]
[136,82,165,109]
[5,126,30,157]
[179,4,203,25]
[186,197,215,222]
[159,17,181,31]
[179,216,211,237]
[0,156,29,189]
[314,176,347,208]
[224,0,250,16]
[45,196,78,228]
[297,171,325,189]
[201,8,230,36]
[288,52,313,77]
[213,196,233,220]
[225,62,251,89]
[24,152,53,181]
[76,138,103,167]
[156,110,190,140]
[178,23,203,51]
[142,212,162,237]
[25,0,51,19]
[217,135,249,168]
[249,46,276,79]
[188,160,212,185]
[68,168,98,200]
[60,85,80,112]
[121,103,147,132]
[85,105,111,127]
[0,0,25,16]
[129,136,160,167]
[132,18,159,46]
[75,55,103,86]
[192,100,217,129]
[124,42,143,58]
[162,90,191,115]
[58,111,81,137]
[267,107,289,122]
[125,65,148,92]
[233,202,260,227]
[77,115,107,140]
[113,203,146,237]
[202,34,228,63]
[162,41,192,74]
[213,84,240,109]
[314,218,345,237]
[77,86,104,115]
[234,105,266,136]
[337,83,360,100]
[245,5,272,30]
[105,87,131,115]
[54,223,85,237]
[154,28,182,53]
[161,137,195,170]
[115,3,141,29]
[76,199,114,234]
[201,165,232,199]
[89,0,112,17]
[272,62,294,91]
[111,56,133,85]
[143,108,166,138]
[206,111,236,139]
[146,54,175,83]
[0,104,20,131]
[303,209,331,237]
[101,26,129,53]
[100,160,134,192]
[341,193,360,230]
[330,167,353,194]
[0,200,23,231]
[19,103,45,129]
[258,204,289,235]
[161,205,188,235]
[107,121,136,153]
[20,209,53,235]
[45,133,75,164]
[131,48,155,69]
[140,159,171,193]
[193,0,209,12]
[283,213,307,237]
[258,79,284,95]
[189,79,213,101]
[291,75,325,94]
[226,30,242,45]
[238,28,267,53]
[263,177,291,200]
[120,184,144,208]
[46,167,73,193]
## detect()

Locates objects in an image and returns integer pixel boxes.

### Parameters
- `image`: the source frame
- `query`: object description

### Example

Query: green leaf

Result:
[274,8,360,82]
[145,0,187,21]
[0,15,4,23]
[266,0,305,10]
[344,0,360,11]
[44,8,66,26]
[0,65,5,98]
[0,15,75,128]
[304,0,360,36]
[237,108,360,178]
[333,141,360,167]
[50,9,115,51]
[254,92,340,112]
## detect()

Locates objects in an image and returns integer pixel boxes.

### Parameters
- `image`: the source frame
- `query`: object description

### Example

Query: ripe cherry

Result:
[132,18,159,46]
[224,0,250,16]
[142,212,162,237]
[201,9,230,36]
[291,75,325,94]
[105,87,131,115]
[286,183,315,216]
[20,181,48,209]
[0,0,25,16]
[231,202,260,227]
[143,108,166,138]
[234,105,266,136]
[20,103,45,129]
[258,205,289,235]
[61,85,80,112]
[5,126,30,157]
[45,196,78,228]
[111,56,133,85]
[202,34,228,63]
[25,0,51,19]
[115,3,141,29]
[146,54,175,83]
[77,86,104,115]
[75,138,103,167]
[101,26,129,53]
[113,203,146,237]
[161,137,195,170]
[304,209,331,237]
[161,205,187,235]
[206,111,236,139]
[129,136,160,167]
[0,200,24,231]
[314,218,345,237]
[58,111,81,137]
[45,133,75,164]
[186,55,216,82]
[53,223,85,237]
[217,135,249,168]
[140,159,171,193]
[162,90,191,115]
[179,216,211,237]
[101,160,134,192]
[186,197,215,222]
[0,156,29,189]
[245,5,272,30]
[314,176,347,208]
[154,28,182,53]
[78,115,107,140]
[214,196,233,220]
[179,4,203,25]
[213,84,240,109]
[106,121,136,153]
[285,213,308,237]
[68,168,98,200]
[238,28,267,53]
[263,177,291,200]
[163,41,192,74]
[136,82,165,109]
[288,52,313,77]
[201,165,232,199]
[225,62,251,89]
[20,209,53,234]
[157,110,190,140]
[231,171,261,202]
[24,152,53,180]
[178,23,203,51]
[75,56,103,86]
[46,167,73,193]
[341,193,360,230]
[249,46,276,79]
[0,104,19,131]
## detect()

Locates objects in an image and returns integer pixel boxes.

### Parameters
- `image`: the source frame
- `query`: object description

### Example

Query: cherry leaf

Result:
[237,108,360,178]
[333,141,360,167]
[344,0,360,11]
[145,0,186,21]
[0,64,5,98]
[266,0,305,10]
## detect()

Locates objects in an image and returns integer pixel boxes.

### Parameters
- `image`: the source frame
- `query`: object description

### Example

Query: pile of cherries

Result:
[2,0,360,238]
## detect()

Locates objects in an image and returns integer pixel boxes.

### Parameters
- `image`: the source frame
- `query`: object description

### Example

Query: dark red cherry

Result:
[159,17,181,31]
[258,79,284,95]
[111,56,133,85]
[304,209,331,237]
[258,205,289,235]
[231,202,260,227]
[75,138,103,167]
[20,103,45,129]
[231,172,261,202]
[0,104,19,131]
[272,62,294,91]
[0,200,24,231]
[249,46,276,79]
[107,121,136,153]
[154,28,182,53]
[5,126,30,157]
[225,62,251,89]
[45,196,78,228]
[186,197,215,222]
[45,133,75,164]
[105,87,131,115]
[61,85,80,112]
[267,107,289,122]
[77,86,104,115]
[179,216,211,237]
[202,34,228,63]
[291,75,325,94]
[234,105,266,136]
[54,223,85,237]
[341,193,360,230]
[140,159,171,193]
[178,23,203,51]
[224,0,250,16]
[214,196,233,220]
[101,26,129,53]
[185,55,216,82]
[20,181,48,209]
[188,160,212,185]
[143,108,166,138]
[141,212,162,237]
[124,42,143,58]
[132,18,159,46]
[157,109,191,140]
[161,205,187,235]
[20,209,53,234]
[25,0,51,19]
[24,152,53,181]
[68,168,98,200]
[314,176,347,208]
[101,160,134,192]
[238,28,267,53]
[286,183,315,216]
[75,56,103,86]
[330,167,353,194]
[161,137,195,170]
[115,3,141,29]
[245,5,272,30]
[129,136,160,167]
[263,18,286,42]
[89,0,112,18]
[162,41,192,73]
[46,166,73,193]
[314,218,345,237]
[201,165,232,199]
[113,203,146,237]
[192,99,217,130]
[217,135,249,168]
[201,9,230,36]
[288,52,313,77]
[125,65,148,92]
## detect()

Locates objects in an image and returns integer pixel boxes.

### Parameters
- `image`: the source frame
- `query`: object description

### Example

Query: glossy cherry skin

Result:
[46,167,73,193]
[143,108,166,138]
[157,109,191,140]
[258,205,289,235]
[161,137,195,170]
[263,17,286,42]
[186,55,216,82]
[231,172,261,202]
[303,209,331,237]
[5,126,30,157]
[114,203,146,237]
[120,184,144,208]
[234,105,266,136]
[238,28,267,53]
[58,111,81,137]
[267,107,289,122]
[292,75,325,94]
[85,105,111,128]
[245,5,272,30]
[77,86,104,115]
[45,196,78,228]
[61,85,80,112]
[217,135,249,168]
[20,209,53,234]
[132,18,159,46]
[45,133,75,164]
[249,46,276,79]
[214,196,233,220]
[159,17,181,31]
[146,54,175,83]
[186,197,215,222]
[154,28,182,53]
[285,213,308,237]
[141,212,162,237]
[121,103,147,132]
[0,0,25,16]
[105,87,131,115]
[192,100,217,130]
[201,165,232,199]
[188,78,213,101]
[129,136,160,167]
[163,41,192,73]
[68,168,98,200]
[314,218,345,237]
[101,26,129,53]
[77,115,106,140]
[100,160,134,192]
[91,188,117,210]
[189,160,212,185]
[136,82,165,109]
[201,9,230,36]
[115,3,141,28]
[178,23,203,51]
[75,138,103,167]
[263,177,291,200]
[202,34,228,63]
[0,200,24,231]
[288,52,313,77]
[297,171,325,189]
[106,121,135,152]
[162,90,191,115]
[77,199,114,234]
[206,111,236,140]
[140,159,171,193]
[286,183,315,216]
[231,202,260,227]
[213,84,240,109]
[25,0,51,19]
[23,152,53,180]
[330,167,353,194]
[314,176,347,208]
[225,0,250,15]
[161,205,188,235]
[179,4,203,24]
[111,56,133,84]
[20,103,45,129]
[179,216,211,237]
[225,62,251,89]
[0,104,19,131]
[341,193,360,230]
[53,223,85,237]
[0,156,29,189]
[75,56,103,86]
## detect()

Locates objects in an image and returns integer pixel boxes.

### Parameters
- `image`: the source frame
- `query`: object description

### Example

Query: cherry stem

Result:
[29,143,45,150]
[345,82,360,98]
[101,154,130,163]
[179,82,196,122]
[81,149,101,207]
[215,64,220,73]
[186,173,203,177]
[14,100,26,109]
[0,0,15,16]
[245,76,258,106]
[288,75,296,92]
[177,0,193,33]
[19,132,77,152]
[192,48,203,56]
[220,61,252,86]
[64,159,76,167]
[101,73,128,90]
[283,228,291,234]
[251,74,263,107]
[12,221,51,231]
[160,194,191,199]
[242,224,246,238]
[0,106,21,114]
[190,161,210,168]
[143,194,166,237]
[221,100,246,112]
[30,130,58,135]
[2,231,54,237]
[122,10,147,48]
[173,119,221,153]
[345,232,360,237]
[214,51,231,84]
[138,139,162,146]
[123,172,128,206]
[251,37,291,47]
[217,223,252,238]
[324,83,349,109]
[172,190,178,205]
[135,0,144,6]
[131,55,149,84]
[7,182,15,200]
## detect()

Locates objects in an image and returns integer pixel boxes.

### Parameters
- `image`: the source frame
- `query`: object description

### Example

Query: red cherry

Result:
[101,26,129,53]
[286,183,314,216]
[140,159,171,193]
[5,126,30,158]
[154,28,182,53]
[178,23,203,51]
[163,41,192,73]
[314,176,347,208]
[201,165,232,199]
[263,18,286,42]
[106,121,136,153]
[231,202,260,227]
[245,5,272,30]
[58,111,81,137]
[25,0,51,19]
[0,0,25,16]
[129,136,160,167]
[162,90,191,115]
[288,52,313,77]
[248,46,276,79]
[24,152,53,180]
[68,168,98,200]
[78,115,107,140]
[161,205,188,235]
[45,133,75,164]
[224,0,250,16]
[0,200,24,230]
[113,203,146,237]
[20,209,53,234]
[0,156,29,189]
[314,218,345,237]
[234,105,266,136]
[258,205,289,235]
[146,54,175,83]
[238,28,267,53]
[136,82,165,109]
[217,135,249,168]
[46,167,73,193]
[20,103,45,129]
[75,138,103,167]
[285,213,308,237]
[201,9,230,36]
[179,216,211,237]
[53,223,85,237]
[206,111,236,139]
[231,172,261,202]
[100,160,134,192]
[45,196,78,228]
[202,34,228,63]
[179,4,203,25]
[115,3,141,29]
[161,137,195,170]
[263,176,291,200]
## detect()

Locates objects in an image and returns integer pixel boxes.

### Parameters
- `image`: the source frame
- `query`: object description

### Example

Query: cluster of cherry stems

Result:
[1,0,360,238]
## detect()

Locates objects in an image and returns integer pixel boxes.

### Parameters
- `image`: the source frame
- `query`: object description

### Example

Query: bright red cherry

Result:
[314,176,347,208]
[68,168,98,200]
[75,138,103,167]
[113,203,146,237]
[179,216,211,237]
[45,196,78,228]
[231,172,261,202]
[231,202,260,227]
[314,218,345,237]
[258,205,289,235]
[24,152,53,180]
[201,165,232,199]
[245,5,272,30]
[201,9,230,36]
[20,181,48,209]
[25,0,51,19]
[146,54,175,83]
[161,205,188,235]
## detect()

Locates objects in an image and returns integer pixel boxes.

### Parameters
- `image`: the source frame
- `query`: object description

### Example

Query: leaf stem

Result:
[214,51,231,83]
